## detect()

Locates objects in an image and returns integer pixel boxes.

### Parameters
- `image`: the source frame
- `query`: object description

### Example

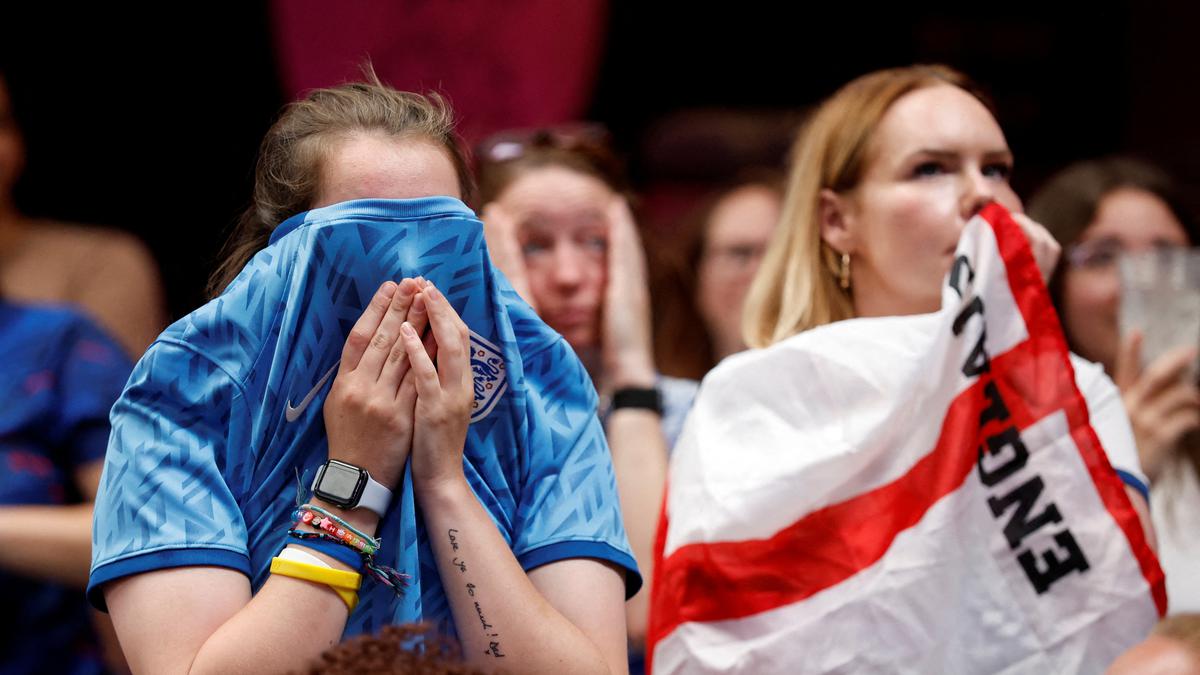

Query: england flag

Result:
[648,204,1165,674]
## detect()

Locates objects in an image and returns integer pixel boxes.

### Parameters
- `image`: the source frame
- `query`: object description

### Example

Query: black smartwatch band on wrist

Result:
[611,386,663,415]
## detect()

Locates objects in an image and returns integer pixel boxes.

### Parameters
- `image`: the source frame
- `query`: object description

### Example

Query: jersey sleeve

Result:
[1070,353,1150,500]
[88,340,252,610]
[510,338,642,599]
[52,315,133,467]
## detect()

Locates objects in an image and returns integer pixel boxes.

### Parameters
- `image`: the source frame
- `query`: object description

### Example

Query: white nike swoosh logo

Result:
[285,363,339,422]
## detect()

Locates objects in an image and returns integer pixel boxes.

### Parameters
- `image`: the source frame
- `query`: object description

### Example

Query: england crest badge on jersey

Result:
[469,330,507,423]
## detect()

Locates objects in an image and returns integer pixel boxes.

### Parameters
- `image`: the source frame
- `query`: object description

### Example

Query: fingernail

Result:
[401,322,416,337]
[412,294,426,314]
[427,284,441,300]
[380,281,397,294]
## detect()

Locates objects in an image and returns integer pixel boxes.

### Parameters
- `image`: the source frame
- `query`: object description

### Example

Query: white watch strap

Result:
[358,471,392,518]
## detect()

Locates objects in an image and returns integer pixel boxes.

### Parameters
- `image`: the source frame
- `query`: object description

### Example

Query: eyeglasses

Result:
[477,123,613,165]
[1067,239,1188,271]
[702,243,767,273]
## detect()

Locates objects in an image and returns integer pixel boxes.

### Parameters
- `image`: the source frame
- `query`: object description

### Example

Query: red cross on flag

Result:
[648,204,1165,674]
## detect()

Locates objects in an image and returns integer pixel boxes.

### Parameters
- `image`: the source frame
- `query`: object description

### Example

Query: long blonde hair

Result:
[742,65,989,348]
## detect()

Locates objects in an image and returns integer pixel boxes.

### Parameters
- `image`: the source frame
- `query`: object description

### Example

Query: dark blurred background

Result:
[2,1,1196,320]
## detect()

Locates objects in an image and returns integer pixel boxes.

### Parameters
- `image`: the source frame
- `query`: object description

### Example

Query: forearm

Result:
[418,477,614,674]
[192,501,380,673]
[185,573,351,674]
[111,502,377,675]
[0,503,93,587]
[606,408,668,643]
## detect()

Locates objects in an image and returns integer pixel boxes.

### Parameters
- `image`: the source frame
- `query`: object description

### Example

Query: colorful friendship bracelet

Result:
[293,504,379,555]
[270,556,360,611]
[288,503,410,598]
[304,503,376,542]
[288,529,410,597]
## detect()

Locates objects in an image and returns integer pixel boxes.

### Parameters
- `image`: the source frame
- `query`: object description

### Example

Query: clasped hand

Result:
[322,278,475,495]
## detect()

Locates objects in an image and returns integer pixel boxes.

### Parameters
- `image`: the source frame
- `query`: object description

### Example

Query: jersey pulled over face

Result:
[87,196,640,638]
[839,84,1022,319]
[490,166,614,351]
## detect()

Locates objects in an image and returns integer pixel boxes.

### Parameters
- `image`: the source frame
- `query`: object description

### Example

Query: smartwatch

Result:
[310,460,393,518]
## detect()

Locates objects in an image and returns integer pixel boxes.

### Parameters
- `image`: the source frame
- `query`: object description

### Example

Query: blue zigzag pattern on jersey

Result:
[90,197,638,637]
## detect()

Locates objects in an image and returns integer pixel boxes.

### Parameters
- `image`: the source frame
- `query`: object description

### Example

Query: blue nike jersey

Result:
[88,197,640,638]
[1,301,132,675]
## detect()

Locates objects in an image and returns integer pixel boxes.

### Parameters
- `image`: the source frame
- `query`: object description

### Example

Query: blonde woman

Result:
[740,66,1149,524]
[651,65,1158,673]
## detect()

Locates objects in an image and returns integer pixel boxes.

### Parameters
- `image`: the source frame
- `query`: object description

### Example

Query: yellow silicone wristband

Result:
[332,586,359,612]
[270,557,361,611]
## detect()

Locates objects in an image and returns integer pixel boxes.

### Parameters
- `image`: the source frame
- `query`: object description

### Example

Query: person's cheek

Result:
[1062,270,1119,365]
[589,257,607,309]
[996,184,1023,215]
[523,257,554,309]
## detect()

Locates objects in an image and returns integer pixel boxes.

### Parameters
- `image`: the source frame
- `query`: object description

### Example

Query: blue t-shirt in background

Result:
[1,301,132,675]
[88,197,640,638]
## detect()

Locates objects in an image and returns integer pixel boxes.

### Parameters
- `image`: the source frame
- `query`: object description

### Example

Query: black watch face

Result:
[316,461,364,505]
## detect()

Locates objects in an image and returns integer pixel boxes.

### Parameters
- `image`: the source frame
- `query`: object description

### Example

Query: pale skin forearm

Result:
[418,477,620,674]
[605,408,668,647]
[0,503,94,587]
[195,574,349,674]
[0,461,105,587]
[107,503,377,675]
[109,565,347,675]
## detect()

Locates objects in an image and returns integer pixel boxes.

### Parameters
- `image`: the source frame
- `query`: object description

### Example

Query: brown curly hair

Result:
[304,624,487,675]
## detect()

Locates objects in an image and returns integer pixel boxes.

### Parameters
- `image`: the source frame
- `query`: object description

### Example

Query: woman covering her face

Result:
[88,75,637,674]
[651,65,1157,673]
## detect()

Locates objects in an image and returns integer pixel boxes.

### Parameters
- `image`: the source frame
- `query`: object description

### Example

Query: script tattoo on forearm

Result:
[447,528,505,658]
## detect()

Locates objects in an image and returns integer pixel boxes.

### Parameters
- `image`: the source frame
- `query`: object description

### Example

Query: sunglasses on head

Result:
[477,123,613,165]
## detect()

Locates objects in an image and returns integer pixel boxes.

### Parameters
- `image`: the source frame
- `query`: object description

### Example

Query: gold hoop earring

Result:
[839,253,851,290]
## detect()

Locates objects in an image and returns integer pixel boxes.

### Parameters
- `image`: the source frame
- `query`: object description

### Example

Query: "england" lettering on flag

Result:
[648,204,1164,674]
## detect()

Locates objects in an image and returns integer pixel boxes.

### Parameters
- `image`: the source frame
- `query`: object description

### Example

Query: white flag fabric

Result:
[648,205,1165,674]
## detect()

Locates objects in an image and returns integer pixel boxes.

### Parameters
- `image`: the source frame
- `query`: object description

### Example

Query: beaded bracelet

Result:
[289,503,409,597]
[287,529,409,596]
[292,504,379,555]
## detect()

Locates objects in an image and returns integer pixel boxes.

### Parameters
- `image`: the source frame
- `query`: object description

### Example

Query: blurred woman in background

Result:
[0,299,131,674]
[476,127,695,666]
[0,72,165,358]
[1029,157,1200,612]
[651,173,783,380]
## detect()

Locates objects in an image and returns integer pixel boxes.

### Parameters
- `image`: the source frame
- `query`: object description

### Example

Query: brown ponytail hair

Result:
[207,68,474,298]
